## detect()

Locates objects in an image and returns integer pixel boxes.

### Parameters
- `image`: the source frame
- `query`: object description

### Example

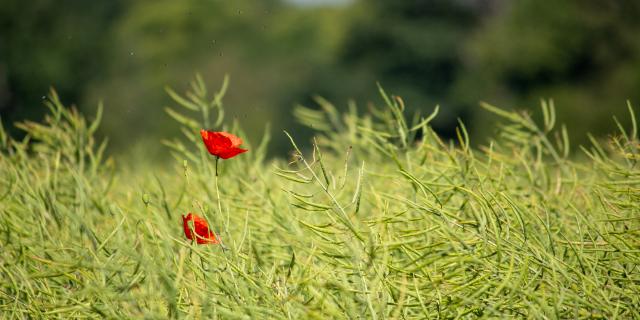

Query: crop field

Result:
[1,77,639,319]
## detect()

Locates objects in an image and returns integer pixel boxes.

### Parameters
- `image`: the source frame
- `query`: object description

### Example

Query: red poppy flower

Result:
[200,130,248,159]
[182,213,220,244]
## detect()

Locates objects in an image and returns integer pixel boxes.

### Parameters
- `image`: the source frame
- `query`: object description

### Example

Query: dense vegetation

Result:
[1,78,639,318]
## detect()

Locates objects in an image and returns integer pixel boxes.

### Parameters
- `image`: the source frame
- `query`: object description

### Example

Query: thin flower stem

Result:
[200,256,208,278]
[213,165,225,243]
[212,156,228,253]
[214,174,222,213]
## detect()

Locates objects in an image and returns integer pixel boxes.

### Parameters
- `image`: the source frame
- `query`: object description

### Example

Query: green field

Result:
[1,77,639,319]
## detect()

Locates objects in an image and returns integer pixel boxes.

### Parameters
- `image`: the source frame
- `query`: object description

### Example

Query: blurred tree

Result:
[2,0,640,158]
[330,0,640,146]
[330,0,492,136]
[0,0,123,132]
[87,0,346,157]
[455,0,640,144]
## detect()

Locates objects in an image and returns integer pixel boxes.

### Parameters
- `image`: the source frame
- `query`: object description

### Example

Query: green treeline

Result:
[2,0,640,155]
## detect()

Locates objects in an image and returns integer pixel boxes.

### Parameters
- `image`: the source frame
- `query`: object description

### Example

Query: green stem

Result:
[213,160,228,253]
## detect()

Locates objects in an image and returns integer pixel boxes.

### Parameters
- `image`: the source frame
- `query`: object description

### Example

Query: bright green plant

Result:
[0,77,638,318]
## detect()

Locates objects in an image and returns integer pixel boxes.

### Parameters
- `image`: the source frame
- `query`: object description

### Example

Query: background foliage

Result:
[2,0,640,157]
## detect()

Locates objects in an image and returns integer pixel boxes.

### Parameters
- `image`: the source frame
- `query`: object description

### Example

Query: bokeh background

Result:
[2,0,640,159]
